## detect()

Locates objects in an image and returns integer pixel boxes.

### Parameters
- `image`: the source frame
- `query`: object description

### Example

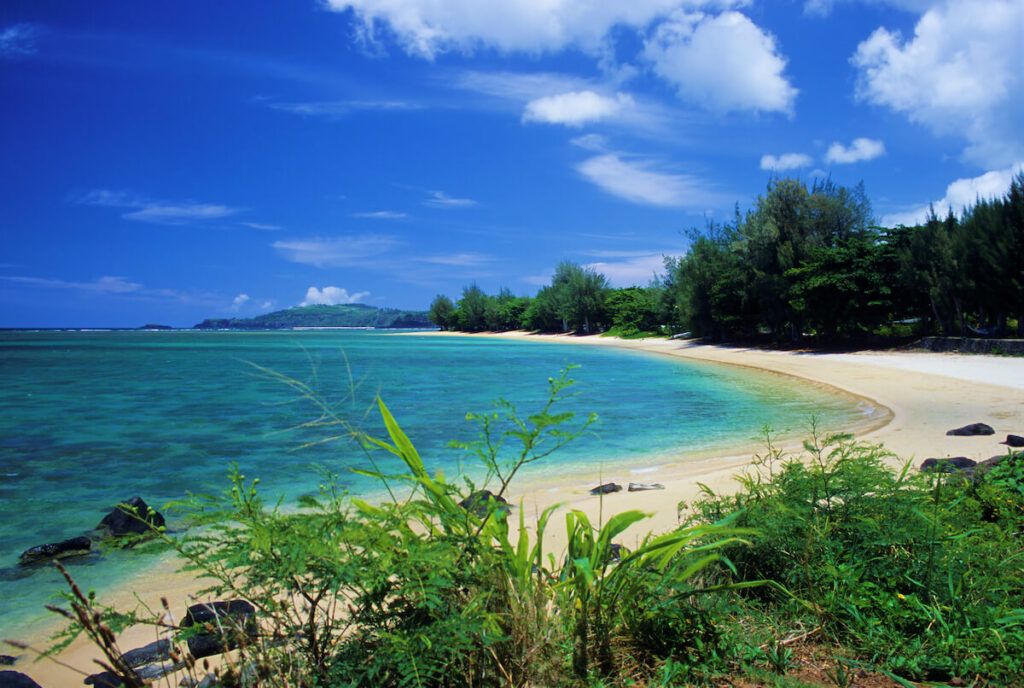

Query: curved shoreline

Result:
[15,333,1024,686]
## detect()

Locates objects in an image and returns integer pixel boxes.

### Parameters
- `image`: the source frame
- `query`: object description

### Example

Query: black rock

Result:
[121,639,172,668]
[0,657,16,667]
[607,543,624,562]
[95,496,165,538]
[1000,434,1024,448]
[0,672,42,688]
[920,457,978,473]
[18,535,92,566]
[945,423,995,436]
[181,600,257,659]
[589,482,622,495]
[458,490,510,517]
[84,670,125,687]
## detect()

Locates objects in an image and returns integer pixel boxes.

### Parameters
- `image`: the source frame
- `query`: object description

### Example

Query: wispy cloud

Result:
[239,221,282,231]
[2,275,142,294]
[584,253,670,287]
[0,23,41,58]
[299,286,370,306]
[351,210,408,220]
[77,189,242,225]
[256,97,422,118]
[576,153,723,208]
[272,234,400,268]
[424,190,477,208]
[416,252,492,267]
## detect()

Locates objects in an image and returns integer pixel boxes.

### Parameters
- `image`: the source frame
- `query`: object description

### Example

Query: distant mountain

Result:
[194,304,434,330]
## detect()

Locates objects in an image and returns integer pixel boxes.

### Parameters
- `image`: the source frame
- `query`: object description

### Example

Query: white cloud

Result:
[1,275,143,294]
[351,210,408,219]
[424,190,477,208]
[272,234,399,268]
[825,137,886,164]
[300,286,370,306]
[577,153,721,208]
[0,23,40,58]
[760,152,813,171]
[522,91,634,127]
[585,253,671,287]
[570,134,609,152]
[327,0,746,59]
[260,300,276,311]
[240,222,282,231]
[231,293,250,311]
[78,189,241,225]
[416,252,492,266]
[644,11,796,114]
[881,162,1023,226]
[852,0,1024,167]
[258,98,420,117]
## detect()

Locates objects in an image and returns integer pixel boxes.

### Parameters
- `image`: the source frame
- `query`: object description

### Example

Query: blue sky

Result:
[1,0,1021,327]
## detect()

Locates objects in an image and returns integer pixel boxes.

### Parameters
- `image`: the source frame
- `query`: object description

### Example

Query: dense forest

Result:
[195,304,432,330]
[430,174,1024,342]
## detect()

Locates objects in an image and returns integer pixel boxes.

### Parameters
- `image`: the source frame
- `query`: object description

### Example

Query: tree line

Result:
[429,174,1024,341]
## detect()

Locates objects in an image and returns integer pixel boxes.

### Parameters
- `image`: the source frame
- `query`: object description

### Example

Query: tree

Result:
[427,294,456,331]
[455,284,489,332]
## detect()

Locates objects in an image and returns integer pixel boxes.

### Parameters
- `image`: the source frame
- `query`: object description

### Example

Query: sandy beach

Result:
[13,334,1024,686]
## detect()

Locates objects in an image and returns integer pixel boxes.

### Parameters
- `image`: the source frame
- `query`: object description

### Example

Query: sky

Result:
[1,0,1022,327]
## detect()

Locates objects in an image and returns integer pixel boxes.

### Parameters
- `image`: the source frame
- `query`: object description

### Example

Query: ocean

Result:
[0,329,865,635]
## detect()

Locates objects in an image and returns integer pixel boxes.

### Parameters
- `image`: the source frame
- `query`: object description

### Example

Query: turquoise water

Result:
[0,330,864,635]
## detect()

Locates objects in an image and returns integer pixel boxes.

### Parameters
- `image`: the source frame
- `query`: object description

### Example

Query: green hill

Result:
[194,303,433,330]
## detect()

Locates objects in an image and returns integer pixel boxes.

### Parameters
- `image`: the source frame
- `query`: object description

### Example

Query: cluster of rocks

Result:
[77,600,258,688]
[919,423,1023,479]
[588,482,665,495]
[16,496,165,568]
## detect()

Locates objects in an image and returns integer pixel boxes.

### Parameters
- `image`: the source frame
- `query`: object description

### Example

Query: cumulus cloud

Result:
[272,234,399,268]
[760,152,813,171]
[300,286,370,306]
[852,0,1024,167]
[644,11,796,114]
[522,91,634,127]
[78,189,241,225]
[881,162,1023,226]
[326,0,746,59]
[231,293,250,311]
[576,153,722,208]
[825,137,886,164]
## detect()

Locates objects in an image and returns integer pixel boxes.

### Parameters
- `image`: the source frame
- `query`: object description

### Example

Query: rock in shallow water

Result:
[17,535,92,566]
[95,496,165,537]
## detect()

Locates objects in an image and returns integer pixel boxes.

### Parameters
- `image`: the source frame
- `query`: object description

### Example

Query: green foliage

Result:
[684,430,1024,683]
[428,294,456,330]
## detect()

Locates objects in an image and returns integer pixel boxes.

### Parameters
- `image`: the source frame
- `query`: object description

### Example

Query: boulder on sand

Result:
[945,423,995,437]
[0,671,43,688]
[121,639,172,668]
[17,535,92,567]
[181,600,257,659]
[999,434,1024,448]
[920,457,977,473]
[628,482,665,492]
[457,490,510,517]
[590,483,622,496]
[95,496,165,538]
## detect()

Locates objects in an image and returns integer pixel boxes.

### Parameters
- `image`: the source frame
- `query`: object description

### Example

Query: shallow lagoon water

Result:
[0,329,864,634]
